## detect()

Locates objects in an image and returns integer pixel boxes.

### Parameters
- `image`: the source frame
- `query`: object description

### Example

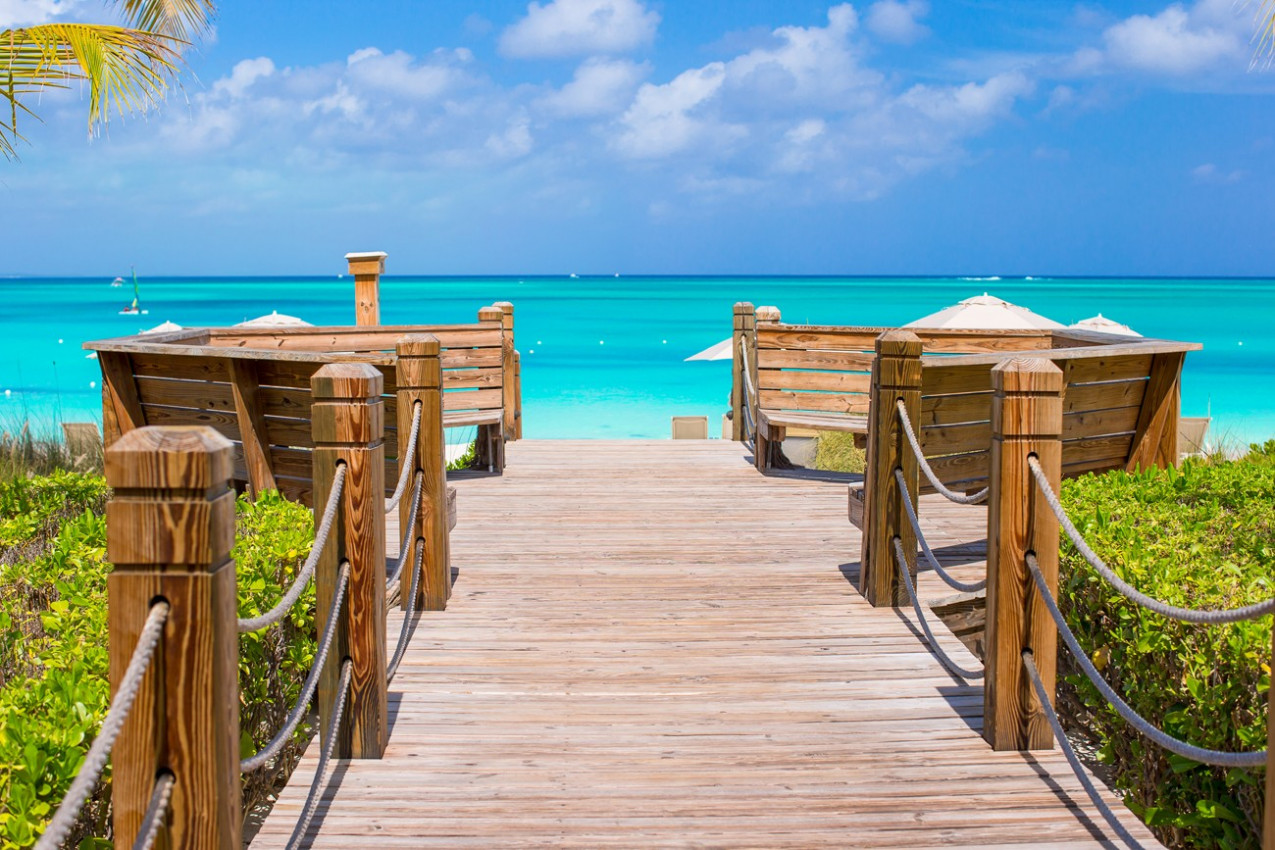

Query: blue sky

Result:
[2,0,1272,276]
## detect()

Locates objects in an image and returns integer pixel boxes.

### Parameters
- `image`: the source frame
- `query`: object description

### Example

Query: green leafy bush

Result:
[0,476,316,847]
[1058,440,1275,849]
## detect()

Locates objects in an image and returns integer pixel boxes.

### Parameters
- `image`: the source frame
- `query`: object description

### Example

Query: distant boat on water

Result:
[118,267,149,316]
[110,276,124,287]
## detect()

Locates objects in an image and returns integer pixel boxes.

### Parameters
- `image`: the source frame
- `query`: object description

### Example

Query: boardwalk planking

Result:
[251,440,1159,848]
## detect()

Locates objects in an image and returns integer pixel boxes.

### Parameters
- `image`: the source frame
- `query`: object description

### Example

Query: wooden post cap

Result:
[493,301,513,314]
[105,426,233,492]
[756,306,782,323]
[992,358,1064,440]
[875,329,923,356]
[734,302,755,314]
[312,363,385,401]
[478,306,503,322]
[345,252,387,276]
[992,357,1065,393]
[396,333,441,358]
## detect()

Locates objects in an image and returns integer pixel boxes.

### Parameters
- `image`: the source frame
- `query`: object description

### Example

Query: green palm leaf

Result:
[117,0,216,42]
[0,24,184,158]
[1255,0,1275,66]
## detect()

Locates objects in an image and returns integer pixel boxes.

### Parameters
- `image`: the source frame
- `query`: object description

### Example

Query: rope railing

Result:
[738,335,757,441]
[1022,651,1146,850]
[1026,552,1266,768]
[388,536,426,683]
[386,471,424,590]
[238,462,348,634]
[241,563,351,774]
[1028,457,1275,625]
[895,399,989,505]
[385,400,423,513]
[891,537,984,680]
[286,658,353,850]
[131,773,176,850]
[893,468,986,594]
[35,602,170,850]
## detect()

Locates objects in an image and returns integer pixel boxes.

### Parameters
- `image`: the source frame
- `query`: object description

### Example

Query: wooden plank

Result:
[758,410,868,433]
[758,369,872,394]
[921,363,993,396]
[209,327,501,353]
[1125,352,1185,472]
[920,391,993,427]
[920,407,1141,458]
[758,349,876,372]
[227,359,278,496]
[1063,354,1154,386]
[1063,380,1146,414]
[98,352,147,447]
[757,326,1054,353]
[1061,405,1140,440]
[442,367,503,391]
[758,390,870,415]
[443,388,504,412]
[138,404,315,449]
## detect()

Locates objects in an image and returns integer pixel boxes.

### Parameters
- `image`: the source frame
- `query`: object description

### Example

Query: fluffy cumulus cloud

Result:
[499,0,660,59]
[0,0,85,27]
[1076,0,1250,76]
[864,0,930,45]
[536,57,650,116]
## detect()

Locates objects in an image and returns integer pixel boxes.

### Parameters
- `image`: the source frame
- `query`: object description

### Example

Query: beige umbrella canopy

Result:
[685,338,734,361]
[1070,314,1141,337]
[141,320,182,335]
[905,293,1064,330]
[235,310,313,328]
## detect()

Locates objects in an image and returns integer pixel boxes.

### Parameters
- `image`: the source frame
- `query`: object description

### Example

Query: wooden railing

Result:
[96,344,455,846]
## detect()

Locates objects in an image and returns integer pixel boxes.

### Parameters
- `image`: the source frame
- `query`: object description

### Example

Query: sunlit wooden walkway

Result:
[251,440,1158,848]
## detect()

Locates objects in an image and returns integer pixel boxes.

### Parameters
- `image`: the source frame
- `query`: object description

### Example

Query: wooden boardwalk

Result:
[251,440,1158,848]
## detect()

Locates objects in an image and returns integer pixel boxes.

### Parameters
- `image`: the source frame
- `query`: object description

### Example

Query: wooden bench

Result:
[84,304,522,506]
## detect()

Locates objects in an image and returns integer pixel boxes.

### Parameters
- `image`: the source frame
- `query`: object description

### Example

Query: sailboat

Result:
[110,276,124,287]
[118,267,149,315]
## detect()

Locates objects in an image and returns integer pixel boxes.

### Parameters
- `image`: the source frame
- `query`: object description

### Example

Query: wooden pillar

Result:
[1126,351,1185,471]
[984,357,1063,751]
[345,251,387,327]
[752,307,781,470]
[730,303,755,442]
[513,350,523,440]
[98,351,146,448]
[493,302,517,443]
[396,335,450,611]
[477,305,506,472]
[106,427,240,849]
[312,363,388,758]
[858,331,923,607]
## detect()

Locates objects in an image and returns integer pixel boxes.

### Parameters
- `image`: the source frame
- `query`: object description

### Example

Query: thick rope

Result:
[286,658,352,850]
[738,336,758,441]
[894,468,987,594]
[1027,553,1266,768]
[387,537,425,683]
[385,401,423,513]
[892,538,985,680]
[238,463,347,634]
[131,772,175,850]
[36,602,170,850]
[1022,651,1146,850]
[1028,457,1275,624]
[385,471,424,590]
[895,400,989,505]
[241,563,350,774]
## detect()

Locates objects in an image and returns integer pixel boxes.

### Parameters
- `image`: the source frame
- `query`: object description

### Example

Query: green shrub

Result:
[1058,440,1275,849]
[0,476,316,847]
[812,431,866,473]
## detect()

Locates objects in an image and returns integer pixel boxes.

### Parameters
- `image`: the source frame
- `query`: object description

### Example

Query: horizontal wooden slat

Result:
[757,369,872,394]
[757,390,870,415]
[441,348,505,369]
[757,349,876,372]
[759,410,868,434]
[920,422,990,457]
[140,403,316,448]
[920,392,993,427]
[756,326,1055,353]
[1063,380,1147,413]
[919,406,1142,457]
[443,389,504,412]
[921,364,993,395]
[1061,406,1140,440]
[443,410,503,428]
[1064,354,1154,386]
[444,367,503,391]
[209,326,502,353]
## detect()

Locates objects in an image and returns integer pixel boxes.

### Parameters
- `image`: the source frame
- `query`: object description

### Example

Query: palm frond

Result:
[117,0,215,42]
[0,23,184,157]
[1254,0,1275,67]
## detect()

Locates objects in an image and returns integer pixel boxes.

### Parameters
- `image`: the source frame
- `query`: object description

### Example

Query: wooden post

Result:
[396,335,451,611]
[858,331,923,608]
[494,302,517,443]
[98,351,146,448]
[312,363,388,758]
[730,303,755,442]
[346,251,388,327]
[477,305,506,471]
[984,357,1063,751]
[752,307,781,469]
[226,359,277,497]
[513,350,523,440]
[106,427,240,849]
[1126,351,1185,471]
[1266,624,1275,850]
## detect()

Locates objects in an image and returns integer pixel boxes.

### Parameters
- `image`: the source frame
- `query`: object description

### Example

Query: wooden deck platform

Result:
[251,440,1158,848]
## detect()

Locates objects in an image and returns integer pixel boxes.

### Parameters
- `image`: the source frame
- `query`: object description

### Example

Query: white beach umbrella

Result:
[235,310,313,328]
[685,338,734,362]
[1070,314,1142,337]
[141,320,182,335]
[904,293,1064,330]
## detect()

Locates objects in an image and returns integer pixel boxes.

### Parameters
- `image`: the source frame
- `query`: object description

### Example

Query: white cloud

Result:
[1192,162,1245,183]
[345,47,472,99]
[212,58,276,99]
[613,63,733,158]
[0,0,85,27]
[865,0,930,45]
[1073,0,1248,76]
[500,0,660,58]
[537,57,650,116]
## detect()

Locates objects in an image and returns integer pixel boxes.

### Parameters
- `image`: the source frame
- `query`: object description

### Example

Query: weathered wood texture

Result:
[860,331,922,607]
[312,364,388,759]
[730,303,755,442]
[106,427,240,849]
[346,252,387,326]
[86,314,511,504]
[984,359,1064,751]
[252,440,1158,849]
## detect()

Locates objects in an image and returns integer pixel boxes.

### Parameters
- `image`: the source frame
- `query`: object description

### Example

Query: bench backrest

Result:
[86,310,514,506]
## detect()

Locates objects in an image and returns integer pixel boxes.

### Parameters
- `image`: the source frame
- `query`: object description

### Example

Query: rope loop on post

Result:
[895,399,989,505]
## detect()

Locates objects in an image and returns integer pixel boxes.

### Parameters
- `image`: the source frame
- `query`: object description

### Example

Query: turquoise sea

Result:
[2,275,1273,445]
